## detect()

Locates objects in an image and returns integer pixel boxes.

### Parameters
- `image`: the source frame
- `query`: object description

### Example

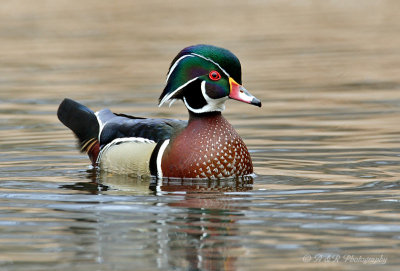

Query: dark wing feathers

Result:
[98,112,187,147]
[58,99,186,153]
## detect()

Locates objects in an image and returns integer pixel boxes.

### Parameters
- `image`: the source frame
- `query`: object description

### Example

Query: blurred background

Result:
[1,0,399,105]
[1,1,400,270]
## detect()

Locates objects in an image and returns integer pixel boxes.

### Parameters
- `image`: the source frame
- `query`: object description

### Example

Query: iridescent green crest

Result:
[159,44,242,106]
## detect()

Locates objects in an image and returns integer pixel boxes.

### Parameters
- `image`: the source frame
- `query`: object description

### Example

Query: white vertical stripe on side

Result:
[94,111,106,139]
[156,139,170,178]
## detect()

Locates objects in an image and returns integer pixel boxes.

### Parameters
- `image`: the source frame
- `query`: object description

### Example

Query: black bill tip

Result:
[251,97,262,107]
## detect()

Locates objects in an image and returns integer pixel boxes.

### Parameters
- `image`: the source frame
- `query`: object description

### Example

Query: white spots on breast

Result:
[183,116,252,178]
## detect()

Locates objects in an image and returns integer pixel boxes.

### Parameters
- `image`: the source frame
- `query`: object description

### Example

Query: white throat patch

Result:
[183,80,227,114]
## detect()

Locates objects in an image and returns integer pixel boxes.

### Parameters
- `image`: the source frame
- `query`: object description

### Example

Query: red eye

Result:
[209,70,221,81]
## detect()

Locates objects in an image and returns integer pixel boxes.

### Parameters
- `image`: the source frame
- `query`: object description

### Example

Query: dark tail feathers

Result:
[57,99,100,164]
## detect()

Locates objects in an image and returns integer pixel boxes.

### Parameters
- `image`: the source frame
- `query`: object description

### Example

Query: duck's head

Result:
[159,44,261,114]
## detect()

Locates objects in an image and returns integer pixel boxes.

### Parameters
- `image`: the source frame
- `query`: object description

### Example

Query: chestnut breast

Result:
[161,113,253,178]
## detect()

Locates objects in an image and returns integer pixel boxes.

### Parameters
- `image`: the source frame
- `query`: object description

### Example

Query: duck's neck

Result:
[188,110,223,123]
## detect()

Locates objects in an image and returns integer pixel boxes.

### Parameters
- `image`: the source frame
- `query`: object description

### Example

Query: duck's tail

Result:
[57,98,100,165]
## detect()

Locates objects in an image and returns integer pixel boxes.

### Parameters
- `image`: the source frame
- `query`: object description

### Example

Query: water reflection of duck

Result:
[60,170,253,271]
[149,176,253,271]
[60,170,253,195]
[57,44,261,179]
[150,177,253,194]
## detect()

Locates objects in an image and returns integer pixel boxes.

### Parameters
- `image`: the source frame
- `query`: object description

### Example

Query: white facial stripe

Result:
[168,99,176,107]
[156,139,170,178]
[161,51,230,108]
[165,54,195,83]
[201,80,227,111]
[190,53,230,78]
[159,77,199,107]
[183,80,227,114]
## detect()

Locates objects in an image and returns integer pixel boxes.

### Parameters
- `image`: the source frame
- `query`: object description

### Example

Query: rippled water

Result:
[1,1,400,270]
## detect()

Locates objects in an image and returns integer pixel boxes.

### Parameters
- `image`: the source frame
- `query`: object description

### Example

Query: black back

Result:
[97,109,187,147]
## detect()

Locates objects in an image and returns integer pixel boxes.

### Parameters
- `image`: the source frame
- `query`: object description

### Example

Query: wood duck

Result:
[57,44,261,179]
